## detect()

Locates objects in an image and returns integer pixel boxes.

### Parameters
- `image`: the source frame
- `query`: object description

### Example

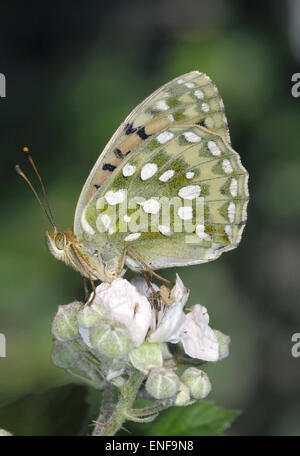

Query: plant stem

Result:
[92,369,145,436]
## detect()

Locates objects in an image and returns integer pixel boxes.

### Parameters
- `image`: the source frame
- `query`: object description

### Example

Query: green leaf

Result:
[0,384,89,436]
[122,400,238,436]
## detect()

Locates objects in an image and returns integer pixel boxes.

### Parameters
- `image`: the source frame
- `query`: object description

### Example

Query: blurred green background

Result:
[1,0,300,436]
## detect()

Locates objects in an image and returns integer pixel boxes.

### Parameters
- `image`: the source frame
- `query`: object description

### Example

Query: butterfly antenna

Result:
[23,147,56,228]
[15,164,56,230]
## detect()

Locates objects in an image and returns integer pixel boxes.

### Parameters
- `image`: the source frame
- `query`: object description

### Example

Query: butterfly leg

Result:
[141,269,158,294]
[82,277,90,302]
[70,244,96,304]
[81,271,96,305]
[120,246,175,285]
[142,270,153,289]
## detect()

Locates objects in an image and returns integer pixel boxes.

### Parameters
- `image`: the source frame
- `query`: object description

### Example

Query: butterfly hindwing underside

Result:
[72,71,248,277]
[74,71,233,234]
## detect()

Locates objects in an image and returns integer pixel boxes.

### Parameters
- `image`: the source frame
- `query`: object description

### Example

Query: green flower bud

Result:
[174,382,191,407]
[146,368,180,400]
[51,340,81,369]
[89,321,133,358]
[129,342,163,374]
[52,302,81,341]
[77,302,108,329]
[0,428,12,436]
[104,358,126,383]
[214,330,230,360]
[181,367,211,399]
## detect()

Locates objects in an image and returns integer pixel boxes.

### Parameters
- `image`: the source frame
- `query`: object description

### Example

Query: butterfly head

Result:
[45,229,84,270]
[46,229,103,280]
[46,230,70,262]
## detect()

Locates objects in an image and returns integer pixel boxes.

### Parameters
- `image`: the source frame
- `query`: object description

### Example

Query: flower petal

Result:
[88,278,152,347]
[149,274,189,343]
[181,305,219,361]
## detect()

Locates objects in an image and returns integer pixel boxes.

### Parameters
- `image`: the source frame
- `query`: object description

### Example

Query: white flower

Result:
[148,274,189,344]
[133,275,221,362]
[88,278,152,347]
[181,305,219,361]
[85,276,224,364]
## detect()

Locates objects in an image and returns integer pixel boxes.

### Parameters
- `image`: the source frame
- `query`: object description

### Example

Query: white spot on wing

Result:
[178,206,193,220]
[158,225,172,236]
[207,140,221,156]
[105,189,126,206]
[159,169,175,182]
[154,100,169,111]
[124,214,131,223]
[122,163,136,177]
[124,233,141,242]
[177,78,185,84]
[140,198,160,215]
[194,89,204,99]
[141,163,158,181]
[186,171,194,179]
[81,207,95,235]
[195,224,211,241]
[183,131,201,143]
[229,178,238,197]
[201,102,210,112]
[157,131,174,144]
[228,202,236,223]
[185,82,195,88]
[178,185,201,200]
[222,159,233,174]
[100,214,111,230]
[225,225,233,242]
[168,114,175,122]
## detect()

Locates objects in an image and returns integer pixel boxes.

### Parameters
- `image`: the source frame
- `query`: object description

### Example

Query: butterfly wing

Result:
[74,71,231,237]
[79,125,248,271]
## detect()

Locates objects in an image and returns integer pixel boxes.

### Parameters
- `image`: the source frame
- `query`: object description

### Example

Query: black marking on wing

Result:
[126,150,131,156]
[94,184,100,189]
[137,127,151,140]
[114,148,124,159]
[102,163,117,172]
[125,122,138,135]
[197,120,207,127]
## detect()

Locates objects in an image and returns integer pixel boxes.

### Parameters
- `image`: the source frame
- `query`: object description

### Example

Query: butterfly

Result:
[18,71,249,286]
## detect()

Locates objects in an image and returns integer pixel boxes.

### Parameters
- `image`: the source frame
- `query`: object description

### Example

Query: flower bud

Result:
[77,301,108,329]
[104,358,126,383]
[181,367,211,399]
[174,382,191,407]
[129,342,163,374]
[214,330,230,360]
[51,341,81,369]
[89,321,133,358]
[146,368,180,400]
[52,302,81,341]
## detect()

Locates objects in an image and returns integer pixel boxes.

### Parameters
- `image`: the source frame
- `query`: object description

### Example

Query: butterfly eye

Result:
[55,233,65,250]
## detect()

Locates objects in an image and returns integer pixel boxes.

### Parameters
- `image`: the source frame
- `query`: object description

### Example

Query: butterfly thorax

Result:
[45,229,125,282]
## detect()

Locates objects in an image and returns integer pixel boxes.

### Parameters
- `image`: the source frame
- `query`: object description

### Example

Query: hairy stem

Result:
[92,369,145,436]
